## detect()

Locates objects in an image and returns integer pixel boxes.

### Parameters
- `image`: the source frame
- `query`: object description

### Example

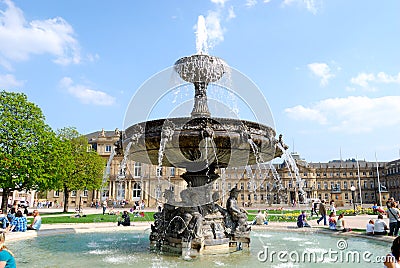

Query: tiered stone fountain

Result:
[121,51,288,256]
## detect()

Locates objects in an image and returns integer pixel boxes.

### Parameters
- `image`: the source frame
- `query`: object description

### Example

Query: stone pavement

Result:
[4,207,395,244]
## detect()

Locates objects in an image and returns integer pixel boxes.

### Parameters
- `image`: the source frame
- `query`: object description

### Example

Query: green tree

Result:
[55,127,105,212]
[0,91,59,212]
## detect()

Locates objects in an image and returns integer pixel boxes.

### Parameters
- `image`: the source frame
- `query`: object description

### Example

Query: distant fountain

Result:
[118,16,299,256]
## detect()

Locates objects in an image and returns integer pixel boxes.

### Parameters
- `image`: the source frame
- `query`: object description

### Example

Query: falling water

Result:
[104,148,116,183]
[247,137,289,203]
[276,142,306,202]
[220,168,226,205]
[196,15,208,55]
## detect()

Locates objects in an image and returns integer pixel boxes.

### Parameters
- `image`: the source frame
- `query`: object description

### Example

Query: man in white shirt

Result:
[374,214,389,235]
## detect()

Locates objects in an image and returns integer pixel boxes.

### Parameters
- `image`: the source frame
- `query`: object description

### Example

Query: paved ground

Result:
[4,206,395,244]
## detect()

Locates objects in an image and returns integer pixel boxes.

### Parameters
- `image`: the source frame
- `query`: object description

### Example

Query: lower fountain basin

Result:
[123,117,279,169]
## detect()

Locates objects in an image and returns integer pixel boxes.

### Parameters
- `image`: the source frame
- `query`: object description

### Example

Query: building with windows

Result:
[43,128,397,208]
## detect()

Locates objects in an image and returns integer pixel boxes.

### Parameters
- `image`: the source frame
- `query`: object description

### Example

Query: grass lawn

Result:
[40,212,156,224]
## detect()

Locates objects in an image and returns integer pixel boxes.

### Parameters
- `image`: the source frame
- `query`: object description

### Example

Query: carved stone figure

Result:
[225,187,250,233]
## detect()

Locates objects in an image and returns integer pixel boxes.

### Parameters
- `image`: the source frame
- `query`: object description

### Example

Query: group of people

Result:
[366,197,400,236]
[0,207,42,233]
[102,199,146,216]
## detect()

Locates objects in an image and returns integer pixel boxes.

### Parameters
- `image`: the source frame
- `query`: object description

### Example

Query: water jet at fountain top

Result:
[196,15,208,55]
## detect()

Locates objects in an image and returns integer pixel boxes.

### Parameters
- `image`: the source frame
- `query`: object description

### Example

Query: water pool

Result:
[9,230,390,267]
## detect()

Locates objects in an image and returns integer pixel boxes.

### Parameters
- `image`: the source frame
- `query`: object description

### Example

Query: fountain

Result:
[120,16,289,256]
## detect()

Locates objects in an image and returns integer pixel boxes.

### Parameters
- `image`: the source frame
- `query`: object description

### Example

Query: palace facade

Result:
[43,129,397,208]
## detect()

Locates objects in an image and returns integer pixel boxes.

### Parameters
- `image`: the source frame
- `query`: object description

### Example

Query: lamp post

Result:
[350,186,356,214]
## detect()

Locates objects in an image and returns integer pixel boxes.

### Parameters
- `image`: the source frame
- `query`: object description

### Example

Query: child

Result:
[328,212,336,230]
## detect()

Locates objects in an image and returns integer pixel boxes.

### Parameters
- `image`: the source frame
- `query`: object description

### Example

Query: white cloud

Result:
[285,96,400,133]
[282,0,319,14]
[227,6,236,20]
[210,0,229,6]
[0,73,24,88]
[246,0,258,8]
[59,77,115,106]
[351,72,400,89]
[205,11,225,50]
[308,62,334,86]
[0,0,80,65]
[285,105,327,124]
[264,0,271,3]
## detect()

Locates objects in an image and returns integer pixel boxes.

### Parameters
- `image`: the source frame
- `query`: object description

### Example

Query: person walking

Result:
[317,200,327,225]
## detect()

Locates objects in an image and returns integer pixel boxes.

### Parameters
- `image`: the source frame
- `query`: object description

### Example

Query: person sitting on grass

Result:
[297,211,311,228]
[253,210,268,225]
[328,212,336,230]
[117,211,131,226]
[335,213,351,232]
[366,219,374,235]
[374,214,389,235]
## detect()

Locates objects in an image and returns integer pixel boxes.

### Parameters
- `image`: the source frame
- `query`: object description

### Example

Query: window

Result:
[241,194,244,200]
[87,145,92,152]
[54,190,60,197]
[254,194,257,200]
[240,183,244,190]
[71,190,77,197]
[83,189,88,197]
[343,181,348,189]
[132,183,141,198]
[228,183,232,190]
[344,193,348,199]
[215,182,219,190]
[156,167,163,177]
[324,182,328,190]
[105,145,112,152]
[324,193,329,200]
[363,181,367,189]
[317,182,321,190]
[170,167,175,177]
[260,194,264,200]
[134,162,141,177]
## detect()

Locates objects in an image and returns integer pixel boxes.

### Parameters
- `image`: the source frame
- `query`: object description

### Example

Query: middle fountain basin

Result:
[123,117,279,169]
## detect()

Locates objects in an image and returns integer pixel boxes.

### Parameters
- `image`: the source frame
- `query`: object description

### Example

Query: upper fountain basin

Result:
[174,54,227,84]
[123,117,279,170]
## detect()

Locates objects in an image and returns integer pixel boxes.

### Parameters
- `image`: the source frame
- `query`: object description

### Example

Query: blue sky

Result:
[1,0,399,163]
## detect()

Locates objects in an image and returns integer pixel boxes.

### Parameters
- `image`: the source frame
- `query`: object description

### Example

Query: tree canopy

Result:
[0,90,59,211]
[55,127,105,212]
